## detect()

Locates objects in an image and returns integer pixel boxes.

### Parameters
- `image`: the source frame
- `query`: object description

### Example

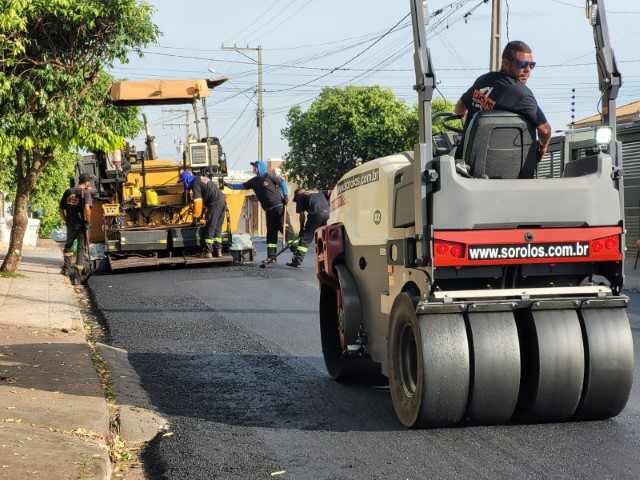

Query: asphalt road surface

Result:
[86,241,640,480]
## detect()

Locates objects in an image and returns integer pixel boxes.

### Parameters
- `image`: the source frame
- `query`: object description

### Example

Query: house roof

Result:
[571,100,640,127]
[225,170,254,183]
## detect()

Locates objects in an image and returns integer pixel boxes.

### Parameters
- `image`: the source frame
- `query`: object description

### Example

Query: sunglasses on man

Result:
[512,59,536,69]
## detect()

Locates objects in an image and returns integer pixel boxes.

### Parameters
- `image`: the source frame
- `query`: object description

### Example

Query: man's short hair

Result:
[502,40,532,60]
[78,172,92,184]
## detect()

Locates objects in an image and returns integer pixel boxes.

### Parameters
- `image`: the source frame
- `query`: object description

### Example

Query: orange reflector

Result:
[387,265,394,273]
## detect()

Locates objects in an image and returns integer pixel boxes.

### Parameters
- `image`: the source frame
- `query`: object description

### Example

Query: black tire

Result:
[388,293,470,428]
[516,309,584,422]
[464,312,521,425]
[572,307,634,420]
[319,270,381,382]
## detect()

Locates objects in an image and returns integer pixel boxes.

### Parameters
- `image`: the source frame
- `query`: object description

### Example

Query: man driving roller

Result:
[454,40,551,162]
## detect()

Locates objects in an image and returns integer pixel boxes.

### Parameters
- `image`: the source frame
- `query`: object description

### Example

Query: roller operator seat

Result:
[461,110,538,179]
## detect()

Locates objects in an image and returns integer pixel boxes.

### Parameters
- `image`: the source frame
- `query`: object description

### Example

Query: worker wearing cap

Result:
[240,160,295,262]
[59,172,93,281]
[179,170,227,258]
[287,188,331,268]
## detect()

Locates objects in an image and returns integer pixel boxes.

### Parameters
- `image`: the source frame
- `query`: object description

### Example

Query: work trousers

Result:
[203,200,226,251]
[63,224,87,270]
[266,205,295,256]
[293,211,329,262]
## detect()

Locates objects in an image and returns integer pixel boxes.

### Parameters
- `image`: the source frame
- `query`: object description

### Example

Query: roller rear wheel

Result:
[465,312,521,425]
[516,309,585,422]
[388,293,470,428]
[572,308,634,420]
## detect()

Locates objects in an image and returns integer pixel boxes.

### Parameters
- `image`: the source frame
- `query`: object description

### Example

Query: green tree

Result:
[0,73,142,239]
[281,85,456,188]
[0,0,158,272]
[25,149,86,238]
[21,149,78,238]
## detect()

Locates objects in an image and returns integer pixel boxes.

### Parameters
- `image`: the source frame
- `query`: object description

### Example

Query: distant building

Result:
[570,100,640,128]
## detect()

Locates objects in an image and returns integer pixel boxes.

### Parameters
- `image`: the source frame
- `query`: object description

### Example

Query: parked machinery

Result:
[83,78,252,271]
[315,0,633,427]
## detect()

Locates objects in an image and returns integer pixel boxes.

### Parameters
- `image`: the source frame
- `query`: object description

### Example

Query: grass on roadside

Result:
[0,272,26,278]
[80,291,144,477]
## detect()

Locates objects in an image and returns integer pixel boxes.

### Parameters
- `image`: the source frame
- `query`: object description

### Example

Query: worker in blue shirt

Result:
[235,160,296,262]
[179,170,227,258]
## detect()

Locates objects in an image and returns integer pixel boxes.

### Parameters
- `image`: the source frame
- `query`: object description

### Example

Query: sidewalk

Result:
[0,238,167,480]
[0,239,111,479]
[0,237,638,479]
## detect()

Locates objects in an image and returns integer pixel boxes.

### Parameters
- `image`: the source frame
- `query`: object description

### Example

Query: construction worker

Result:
[454,40,551,162]
[236,160,295,262]
[179,170,227,258]
[287,188,331,268]
[59,172,93,282]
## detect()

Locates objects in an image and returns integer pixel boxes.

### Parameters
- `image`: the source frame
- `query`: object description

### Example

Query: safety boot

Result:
[213,245,222,258]
[198,249,213,259]
[286,251,304,268]
[70,265,84,285]
[267,246,277,263]
[61,255,74,276]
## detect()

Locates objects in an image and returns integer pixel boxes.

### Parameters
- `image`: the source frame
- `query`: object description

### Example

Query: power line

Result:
[224,0,285,41]
[220,92,257,140]
[265,12,411,93]
[245,0,314,44]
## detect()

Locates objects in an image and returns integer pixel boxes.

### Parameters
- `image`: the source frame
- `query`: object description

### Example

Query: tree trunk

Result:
[1,187,31,272]
[1,147,50,273]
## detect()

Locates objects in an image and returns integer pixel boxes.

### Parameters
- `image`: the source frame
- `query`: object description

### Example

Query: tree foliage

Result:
[281,85,457,189]
[28,150,78,238]
[413,98,461,136]
[281,86,414,189]
[0,72,142,238]
[0,0,158,271]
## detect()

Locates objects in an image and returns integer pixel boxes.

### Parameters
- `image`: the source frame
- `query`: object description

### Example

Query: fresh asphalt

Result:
[85,240,640,479]
[1,238,639,479]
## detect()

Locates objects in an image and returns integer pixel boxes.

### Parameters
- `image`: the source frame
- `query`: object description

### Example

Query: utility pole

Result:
[201,100,210,139]
[489,0,502,72]
[221,44,264,161]
[163,108,191,160]
[164,109,191,146]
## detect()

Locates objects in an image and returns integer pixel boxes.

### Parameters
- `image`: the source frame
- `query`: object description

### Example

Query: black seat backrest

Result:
[462,110,537,179]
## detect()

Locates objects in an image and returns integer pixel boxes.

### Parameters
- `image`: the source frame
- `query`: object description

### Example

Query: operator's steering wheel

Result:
[431,112,464,133]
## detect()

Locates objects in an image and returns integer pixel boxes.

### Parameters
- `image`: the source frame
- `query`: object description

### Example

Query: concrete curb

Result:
[97,343,169,445]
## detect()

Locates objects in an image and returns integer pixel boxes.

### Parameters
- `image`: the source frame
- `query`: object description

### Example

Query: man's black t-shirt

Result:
[460,71,547,131]
[243,172,284,210]
[295,190,330,215]
[191,176,224,205]
[59,187,93,226]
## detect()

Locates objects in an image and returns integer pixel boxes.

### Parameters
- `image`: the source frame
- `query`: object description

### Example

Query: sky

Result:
[109,0,640,171]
